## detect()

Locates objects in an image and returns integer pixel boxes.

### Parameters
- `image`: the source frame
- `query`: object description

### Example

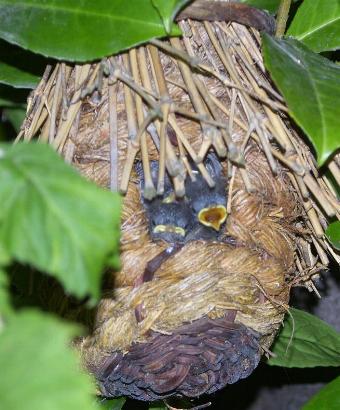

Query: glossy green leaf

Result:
[152,0,189,33]
[325,221,340,250]
[302,377,340,410]
[0,84,28,107]
[0,0,176,62]
[0,247,10,320]
[0,142,121,300]
[0,310,98,410]
[3,108,26,132]
[240,0,281,13]
[287,0,340,52]
[240,0,298,14]
[268,308,340,367]
[149,403,167,410]
[262,35,340,165]
[99,398,126,410]
[0,40,43,88]
[0,61,40,89]
[0,269,11,325]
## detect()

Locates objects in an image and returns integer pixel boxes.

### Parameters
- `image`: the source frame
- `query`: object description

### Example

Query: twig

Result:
[276,0,292,38]
[108,79,119,192]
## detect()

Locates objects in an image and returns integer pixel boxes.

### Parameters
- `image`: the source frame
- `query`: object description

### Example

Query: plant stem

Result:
[275,0,292,38]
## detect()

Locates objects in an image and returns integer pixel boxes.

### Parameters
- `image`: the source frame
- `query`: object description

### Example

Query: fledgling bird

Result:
[136,161,194,244]
[185,153,227,233]
[145,198,194,244]
[136,153,228,244]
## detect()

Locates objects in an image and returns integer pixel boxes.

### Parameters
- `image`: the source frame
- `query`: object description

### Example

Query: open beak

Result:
[153,224,186,237]
[198,205,227,231]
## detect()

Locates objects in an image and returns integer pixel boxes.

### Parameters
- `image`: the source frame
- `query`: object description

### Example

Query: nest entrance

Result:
[19,7,339,402]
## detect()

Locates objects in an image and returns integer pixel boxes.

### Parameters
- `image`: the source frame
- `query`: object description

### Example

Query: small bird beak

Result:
[153,224,186,236]
[198,205,227,231]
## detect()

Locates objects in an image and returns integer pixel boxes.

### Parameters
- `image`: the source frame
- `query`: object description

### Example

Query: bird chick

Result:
[136,161,193,244]
[146,198,194,244]
[186,153,227,232]
[136,153,228,244]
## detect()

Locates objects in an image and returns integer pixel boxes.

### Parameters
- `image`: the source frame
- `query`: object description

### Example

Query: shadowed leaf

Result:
[0,310,99,410]
[152,0,189,33]
[302,376,340,410]
[325,221,340,250]
[287,0,340,52]
[269,308,340,367]
[263,35,340,165]
[0,142,121,300]
[0,0,179,61]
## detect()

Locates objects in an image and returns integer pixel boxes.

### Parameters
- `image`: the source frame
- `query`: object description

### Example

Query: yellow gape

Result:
[198,205,227,231]
[153,224,186,237]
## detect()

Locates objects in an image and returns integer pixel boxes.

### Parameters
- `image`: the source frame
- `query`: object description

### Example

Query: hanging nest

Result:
[19,0,339,402]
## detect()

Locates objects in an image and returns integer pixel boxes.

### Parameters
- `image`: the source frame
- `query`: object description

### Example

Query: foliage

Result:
[302,376,340,410]
[0,0,339,410]
[99,398,126,410]
[269,308,340,407]
[1,107,25,132]
[0,0,181,62]
[287,0,340,52]
[0,142,121,409]
[0,40,44,88]
[262,34,340,165]
[152,0,190,33]
[241,0,299,14]
[0,310,99,410]
[326,221,340,250]
[0,143,121,300]
[269,308,340,367]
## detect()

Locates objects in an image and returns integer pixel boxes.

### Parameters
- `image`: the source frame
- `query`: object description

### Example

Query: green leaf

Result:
[240,0,281,13]
[99,398,126,410]
[240,0,299,14]
[0,61,40,89]
[0,0,178,62]
[149,403,167,410]
[268,308,340,367]
[152,0,189,33]
[3,108,26,132]
[262,35,340,165]
[0,84,28,107]
[0,310,98,410]
[0,269,11,325]
[0,142,121,300]
[302,377,340,410]
[0,40,43,89]
[325,221,340,250]
[287,0,340,52]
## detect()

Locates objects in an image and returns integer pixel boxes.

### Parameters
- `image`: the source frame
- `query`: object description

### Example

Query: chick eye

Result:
[150,218,158,227]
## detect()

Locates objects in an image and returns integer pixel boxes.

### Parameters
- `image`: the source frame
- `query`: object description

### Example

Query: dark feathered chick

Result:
[186,154,227,232]
[137,154,227,244]
[137,161,194,243]
[146,199,193,243]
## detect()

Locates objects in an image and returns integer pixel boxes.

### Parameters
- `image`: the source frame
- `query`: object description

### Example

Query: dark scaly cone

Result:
[97,314,261,401]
